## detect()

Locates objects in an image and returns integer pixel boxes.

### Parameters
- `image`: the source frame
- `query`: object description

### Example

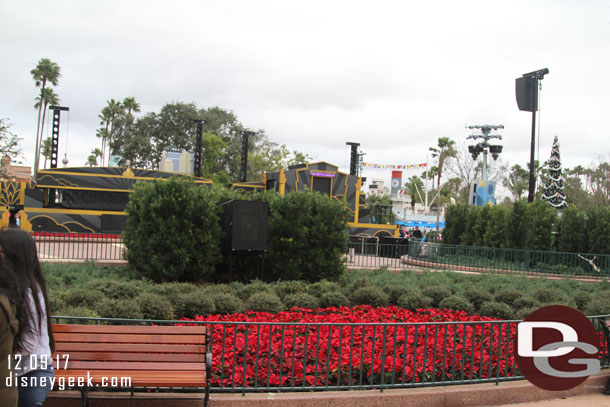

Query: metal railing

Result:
[347,237,610,278]
[35,232,125,261]
[50,315,610,393]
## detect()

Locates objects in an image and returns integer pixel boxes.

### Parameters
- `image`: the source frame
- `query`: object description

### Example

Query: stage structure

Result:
[2,162,399,237]
[0,167,212,233]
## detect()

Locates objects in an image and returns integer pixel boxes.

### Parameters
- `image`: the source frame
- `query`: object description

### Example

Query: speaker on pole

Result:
[515,76,538,112]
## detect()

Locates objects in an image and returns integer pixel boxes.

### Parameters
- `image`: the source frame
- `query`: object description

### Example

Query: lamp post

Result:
[467,124,504,181]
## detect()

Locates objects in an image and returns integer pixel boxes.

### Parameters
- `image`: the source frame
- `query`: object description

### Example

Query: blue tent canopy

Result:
[395,220,445,229]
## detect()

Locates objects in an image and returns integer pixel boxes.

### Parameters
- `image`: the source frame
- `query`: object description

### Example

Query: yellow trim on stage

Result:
[23,207,126,216]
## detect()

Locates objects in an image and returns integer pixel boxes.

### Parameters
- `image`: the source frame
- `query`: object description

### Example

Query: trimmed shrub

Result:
[174,291,216,318]
[275,281,310,301]
[318,291,349,308]
[531,288,561,304]
[421,285,452,308]
[397,292,432,311]
[63,288,105,308]
[246,292,284,314]
[263,191,351,282]
[211,292,243,315]
[308,280,342,298]
[573,291,591,311]
[149,282,200,305]
[96,298,144,320]
[237,280,276,300]
[513,296,539,310]
[384,285,408,306]
[439,295,474,314]
[85,280,144,300]
[350,286,389,307]
[479,301,515,320]
[283,293,320,310]
[124,179,241,282]
[494,288,522,306]
[556,206,587,253]
[138,292,175,320]
[585,297,610,316]
[443,204,469,245]
[463,288,493,309]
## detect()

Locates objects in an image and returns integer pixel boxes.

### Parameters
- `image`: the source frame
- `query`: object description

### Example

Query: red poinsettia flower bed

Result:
[181,306,517,389]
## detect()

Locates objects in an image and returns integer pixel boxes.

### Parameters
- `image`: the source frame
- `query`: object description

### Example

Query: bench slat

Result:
[54,351,206,363]
[58,361,207,371]
[54,333,206,344]
[53,324,206,335]
[53,370,206,387]
[55,343,205,354]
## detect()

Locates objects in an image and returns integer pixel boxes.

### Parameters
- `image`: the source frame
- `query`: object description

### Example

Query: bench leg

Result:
[80,387,89,407]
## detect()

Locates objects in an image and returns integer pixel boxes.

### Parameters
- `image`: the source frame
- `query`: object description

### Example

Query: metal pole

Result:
[527,106,537,203]
[482,148,488,182]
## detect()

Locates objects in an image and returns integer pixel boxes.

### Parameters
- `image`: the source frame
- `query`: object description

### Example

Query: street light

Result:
[466,124,504,181]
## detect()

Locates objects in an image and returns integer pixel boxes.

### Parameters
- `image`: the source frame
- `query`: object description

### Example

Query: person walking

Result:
[0,229,55,407]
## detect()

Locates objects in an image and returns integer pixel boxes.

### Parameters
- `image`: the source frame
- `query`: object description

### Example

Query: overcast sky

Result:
[1,1,609,186]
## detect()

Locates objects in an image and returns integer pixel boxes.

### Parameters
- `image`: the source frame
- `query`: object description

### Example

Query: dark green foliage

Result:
[528,200,557,251]
[236,279,276,300]
[275,280,310,301]
[174,291,216,318]
[585,296,610,315]
[463,288,493,309]
[63,288,105,308]
[84,280,145,300]
[507,201,532,249]
[384,285,408,305]
[421,285,452,308]
[263,191,351,282]
[572,290,591,310]
[137,293,175,320]
[483,205,509,248]
[494,288,522,306]
[556,206,587,253]
[211,292,243,315]
[350,286,389,307]
[586,207,610,254]
[124,178,243,282]
[307,280,342,298]
[531,287,561,304]
[442,204,469,245]
[438,295,474,314]
[397,292,432,311]
[245,292,284,313]
[460,206,481,246]
[513,296,539,310]
[479,301,515,320]
[283,293,320,309]
[96,298,144,320]
[318,291,349,308]
[471,205,491,247]
[148,282,200,305]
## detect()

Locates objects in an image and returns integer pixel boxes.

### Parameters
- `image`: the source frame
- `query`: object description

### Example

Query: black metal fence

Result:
[50,315,610,394]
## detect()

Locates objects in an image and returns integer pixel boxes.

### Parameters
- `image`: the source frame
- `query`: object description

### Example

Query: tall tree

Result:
[98,99,125,166]
[503,164,529,202]
[540,136,568,209]
[0,119,23,177]
[403,175,425,210]
[31,58,61,177]
[40,137,52,169]
[429,137,457,231]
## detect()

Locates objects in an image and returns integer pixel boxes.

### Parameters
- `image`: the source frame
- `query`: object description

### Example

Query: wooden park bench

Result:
[51,324,211,407]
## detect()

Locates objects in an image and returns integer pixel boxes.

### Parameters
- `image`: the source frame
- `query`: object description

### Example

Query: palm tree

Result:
[122,97,140,117]
[31,58,61,177]
[98,99,124,166]
[403,175,424,211]
[430,137,457,231]
[40,137,52,169]
[35,87,59,167]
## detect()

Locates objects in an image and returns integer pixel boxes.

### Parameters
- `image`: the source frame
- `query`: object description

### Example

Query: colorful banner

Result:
[362,162,427,170]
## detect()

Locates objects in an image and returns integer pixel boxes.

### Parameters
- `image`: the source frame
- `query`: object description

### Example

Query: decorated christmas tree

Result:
[541,136,567,209]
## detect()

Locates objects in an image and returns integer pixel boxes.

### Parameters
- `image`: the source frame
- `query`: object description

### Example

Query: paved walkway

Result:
[497,393,610,406]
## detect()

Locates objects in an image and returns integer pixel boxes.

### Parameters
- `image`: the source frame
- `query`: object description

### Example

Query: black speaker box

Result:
[516,76,538,112]
[220,200,268,252]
